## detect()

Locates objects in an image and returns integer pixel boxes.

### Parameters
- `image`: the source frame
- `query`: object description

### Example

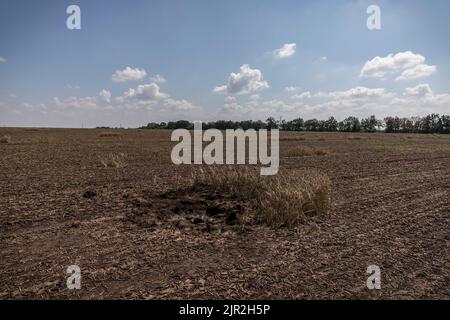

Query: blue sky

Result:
[0,0,449,127]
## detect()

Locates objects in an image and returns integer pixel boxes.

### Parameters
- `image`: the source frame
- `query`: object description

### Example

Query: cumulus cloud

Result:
[149,74,167,84]
[396,64,437,81]
[99,89,112,103]
[290,91,312,100]
[163,98,199,111]
[290,87,389,100]
[327,87,390,99]
[122,82,168,100]
[224,96,236,103]
[360,51,436,81]
[213,64,269,95]
[53,96,98,110]
[112,67,147,83]
[273,43,296,59]
[285,86,300,92]
[404,83,433,97]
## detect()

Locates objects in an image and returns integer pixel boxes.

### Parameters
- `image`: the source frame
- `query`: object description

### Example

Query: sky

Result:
[0,0,449,128]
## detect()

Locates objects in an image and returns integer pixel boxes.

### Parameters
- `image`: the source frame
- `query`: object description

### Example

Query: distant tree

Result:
[441,115,450,134]
[167,120,192,129]
[340,116,360,132]
[384,117,394,133]
[325,116,338,132]
[266,117,279,130]
[291,118,304,131]
[361,115,380,132]
[138,113,450,134]
[304,119,319,131]
[145,122,161,129]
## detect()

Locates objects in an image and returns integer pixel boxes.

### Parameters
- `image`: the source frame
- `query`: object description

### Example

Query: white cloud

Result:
[327,87,390,100]
[219,84,450,121]
[290,87,388,100]
[99,89,112,103]
[404,83,433,97]
[52,96,98,110]
[112,67,147,83]
[285,86,300,92]
[0,56,6,63]
[395,64,436,81]
[149,74,167,84]
[291,91,312,100]
[213,64,269,95]
[360,51,436,81]
[122,82,168,100]
[273,43,296,59]
[164,98,199,111]
[224,96,236,103]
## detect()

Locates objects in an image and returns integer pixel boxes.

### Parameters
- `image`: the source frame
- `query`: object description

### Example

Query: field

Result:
[0,128,449,299]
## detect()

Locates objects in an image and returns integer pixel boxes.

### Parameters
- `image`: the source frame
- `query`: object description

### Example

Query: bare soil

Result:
[0,128,449,299]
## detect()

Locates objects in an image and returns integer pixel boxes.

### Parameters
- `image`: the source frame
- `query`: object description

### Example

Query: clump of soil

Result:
[83,190,97,199]
[125,187,251,234]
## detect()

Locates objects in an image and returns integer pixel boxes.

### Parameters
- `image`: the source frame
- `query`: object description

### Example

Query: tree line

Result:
[139,114,450,134]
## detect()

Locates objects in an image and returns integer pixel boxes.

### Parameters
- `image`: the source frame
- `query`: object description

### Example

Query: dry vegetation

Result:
[0,135,11,143]
[284,146,330,157]
[99,132,121,138]
[99,152,127,168]
[191,166,331,226]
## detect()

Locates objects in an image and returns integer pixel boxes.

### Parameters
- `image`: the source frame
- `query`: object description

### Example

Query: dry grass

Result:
[29,136,51,144]
[99,132,121,138]
[99,153,127,168]
[280,136,306,141]
[348,136,362,140]
[284,146,329,157]
[0,135,11,143]
[191,166,331,226]
[373,144,450,153]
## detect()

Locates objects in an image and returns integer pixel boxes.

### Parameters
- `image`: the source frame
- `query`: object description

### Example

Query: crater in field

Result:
[125,187,251,233]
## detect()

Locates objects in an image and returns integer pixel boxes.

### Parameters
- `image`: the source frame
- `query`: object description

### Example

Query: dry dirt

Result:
[0,128,449,299]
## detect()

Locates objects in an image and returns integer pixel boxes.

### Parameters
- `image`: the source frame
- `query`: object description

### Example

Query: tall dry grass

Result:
[284,146,329,157]
[99,132,121,138]
[99,153,127,168]
[0,135,11,143]
[191,166,331,226]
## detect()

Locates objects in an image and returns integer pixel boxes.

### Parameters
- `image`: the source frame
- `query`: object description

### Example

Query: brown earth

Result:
[0,128,449,299]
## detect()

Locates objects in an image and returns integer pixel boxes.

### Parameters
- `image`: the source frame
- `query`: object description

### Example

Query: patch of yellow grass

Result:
[284,146,329,157]
[99,153,127,168]
[99,132,121,138]
[191,166,331,226]
[0,135,11,143]
[280,136,306,141]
